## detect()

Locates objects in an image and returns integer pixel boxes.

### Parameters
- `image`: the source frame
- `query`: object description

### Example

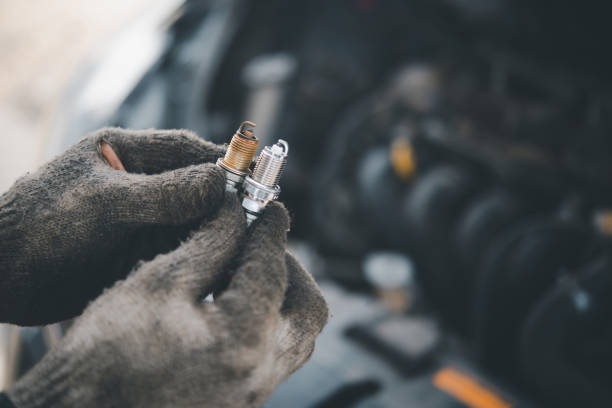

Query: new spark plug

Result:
[242,140,288,225]
[216,121,259,192]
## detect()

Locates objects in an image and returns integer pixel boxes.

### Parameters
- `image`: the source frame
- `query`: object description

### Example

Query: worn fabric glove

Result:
[0,127,226,326]
[7,197,329,408]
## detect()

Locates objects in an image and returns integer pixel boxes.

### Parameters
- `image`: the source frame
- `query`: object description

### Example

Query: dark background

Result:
[3,1,612,406]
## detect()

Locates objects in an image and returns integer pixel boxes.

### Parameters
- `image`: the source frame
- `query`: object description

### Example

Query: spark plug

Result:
[242,140,288,225]
[216,121,259,192]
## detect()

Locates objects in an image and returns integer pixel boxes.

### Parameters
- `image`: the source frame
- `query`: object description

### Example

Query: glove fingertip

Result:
[204,163,226,188]
[243,202,290,257]
[195,163,226,202]
[218,192,247,223]
[256,201,290,233]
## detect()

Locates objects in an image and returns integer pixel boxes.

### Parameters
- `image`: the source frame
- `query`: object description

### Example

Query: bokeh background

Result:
[2,1,612,407]
[0,0,155,192]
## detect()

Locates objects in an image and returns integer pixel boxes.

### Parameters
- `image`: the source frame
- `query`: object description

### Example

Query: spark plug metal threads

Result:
[216,121,259,192]
[242,140,289,225]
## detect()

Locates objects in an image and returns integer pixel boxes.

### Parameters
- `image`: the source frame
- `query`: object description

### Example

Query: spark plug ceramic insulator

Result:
[242,140,288,225]
[216,121,259,192]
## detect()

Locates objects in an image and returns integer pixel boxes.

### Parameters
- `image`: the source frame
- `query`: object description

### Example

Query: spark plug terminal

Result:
[216,121,259,192]
[242,140,289,225]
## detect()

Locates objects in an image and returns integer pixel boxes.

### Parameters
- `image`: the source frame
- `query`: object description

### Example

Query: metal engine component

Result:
[242,140,288,225]
[242,53,296,148]
[216,121,259,192]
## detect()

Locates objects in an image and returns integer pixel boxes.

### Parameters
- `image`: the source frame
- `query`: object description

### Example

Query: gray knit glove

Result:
[7,198,329,408]
[0,128,226,325]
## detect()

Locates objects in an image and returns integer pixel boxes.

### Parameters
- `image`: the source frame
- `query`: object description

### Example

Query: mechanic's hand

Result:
[0,127,226,325]
[7,197,329,408]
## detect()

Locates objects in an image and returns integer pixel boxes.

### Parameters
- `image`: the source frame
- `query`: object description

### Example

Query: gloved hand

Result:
[7,197,329,408]
[0,128,226,325]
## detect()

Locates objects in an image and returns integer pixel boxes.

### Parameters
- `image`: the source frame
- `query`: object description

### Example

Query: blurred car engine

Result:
[10,0,612,406]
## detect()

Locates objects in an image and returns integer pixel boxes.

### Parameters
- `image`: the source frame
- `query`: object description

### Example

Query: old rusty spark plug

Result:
[216,121,259,192]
